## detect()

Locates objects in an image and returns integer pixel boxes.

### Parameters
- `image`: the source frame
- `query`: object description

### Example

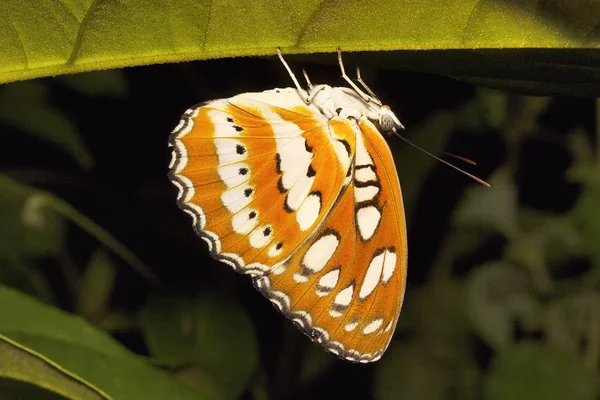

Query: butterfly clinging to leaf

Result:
[168,48,408,363]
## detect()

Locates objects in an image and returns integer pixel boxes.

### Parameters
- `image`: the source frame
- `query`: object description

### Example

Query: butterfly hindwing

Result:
[254,117,407,363]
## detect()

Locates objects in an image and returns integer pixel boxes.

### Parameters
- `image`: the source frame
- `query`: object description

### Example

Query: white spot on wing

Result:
[344,319,359,332]
[383,321,393,333]
[268,243,283,258]
[355,131,374,167]
[208,110,242,138]
[355,167,377,183]
[271,261,287,275]
[296,193,321,231]
[249,225,272,248]
[357,206,381,240]
[302,234,339,274]
[218,163,250,189]
[221,184,253,213]
[293,273,309,283]
[359,251,385,300]
[279,136,312,189]
[286,175,315,211]
[362,317,384,335]
[316,268,340,297]
[381,249,397,284]
[214,138,248,165]
[231,208,259,235]
[354,185,379,203]
[330,284,354,317]
[333,140,351,170]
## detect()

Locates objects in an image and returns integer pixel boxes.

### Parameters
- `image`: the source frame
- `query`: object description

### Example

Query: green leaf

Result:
[375,342,453,400]
[0,0,599,93]
[400,279,468,336]
[545,292,600,369]
[0,175,156,282]
[571,186,600,268]
[0,284,220,400]
[466,262,541,349]
[298,345,334,385]
[453,167,519,238]
[0,334,108,400]
[140,291,258,400]
[374,336,479,400]
[0,377,70,399]
[76,249,117,322]
[484,342,596,400]
[0,284,129,359]
[505,210,581,292]
[0,81,93,169]
[0,176,66,298]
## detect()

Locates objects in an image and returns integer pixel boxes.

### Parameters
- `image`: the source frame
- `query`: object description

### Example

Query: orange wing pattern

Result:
[170,89,354,275]
[253,117,407,362]
[169,88,407,363]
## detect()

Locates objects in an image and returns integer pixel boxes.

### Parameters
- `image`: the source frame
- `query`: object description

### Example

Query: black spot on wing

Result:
[275,153,282,174]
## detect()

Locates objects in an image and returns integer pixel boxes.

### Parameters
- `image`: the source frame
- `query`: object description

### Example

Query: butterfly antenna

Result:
[392,129,490,187]
[442,152,477,166]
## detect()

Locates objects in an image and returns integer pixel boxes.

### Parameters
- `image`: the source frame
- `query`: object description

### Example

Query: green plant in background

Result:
[1,1,600,399]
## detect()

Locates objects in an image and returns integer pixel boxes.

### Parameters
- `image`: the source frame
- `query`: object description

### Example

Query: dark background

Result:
[0,53,596,399]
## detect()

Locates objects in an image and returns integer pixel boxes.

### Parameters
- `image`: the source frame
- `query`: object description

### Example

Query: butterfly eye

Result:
[379,112,395,132]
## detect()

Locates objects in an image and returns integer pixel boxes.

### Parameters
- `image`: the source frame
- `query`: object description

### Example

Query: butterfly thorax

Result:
[309,85,382,123]
[308,85,402,135]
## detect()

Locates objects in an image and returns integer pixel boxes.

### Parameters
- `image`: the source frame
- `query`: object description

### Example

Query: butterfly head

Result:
[377,105,405,135]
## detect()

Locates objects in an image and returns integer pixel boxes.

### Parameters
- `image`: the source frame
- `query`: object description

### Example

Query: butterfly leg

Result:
[277,47,310,103]
[337,48,373,104]
[302,68,313,89]
[355,67,382,104]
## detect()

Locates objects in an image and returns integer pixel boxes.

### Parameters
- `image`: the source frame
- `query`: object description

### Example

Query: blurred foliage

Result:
[140,292,258,400]
[1,6,600,398]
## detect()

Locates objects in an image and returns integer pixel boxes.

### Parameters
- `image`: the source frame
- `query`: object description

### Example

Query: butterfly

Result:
[168,48,407,363]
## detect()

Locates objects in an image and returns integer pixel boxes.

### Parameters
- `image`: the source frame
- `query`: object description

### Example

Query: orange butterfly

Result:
[168,49,407,363]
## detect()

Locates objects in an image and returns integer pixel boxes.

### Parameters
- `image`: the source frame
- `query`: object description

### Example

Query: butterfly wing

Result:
[169,88,355,276]
[254,117,407,363]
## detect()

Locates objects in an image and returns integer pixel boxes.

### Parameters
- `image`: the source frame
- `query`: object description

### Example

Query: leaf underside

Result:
[1,0,599,91]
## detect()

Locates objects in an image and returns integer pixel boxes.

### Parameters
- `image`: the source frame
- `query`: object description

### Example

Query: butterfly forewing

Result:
[169,88,354,277]
[254,117,407,363]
